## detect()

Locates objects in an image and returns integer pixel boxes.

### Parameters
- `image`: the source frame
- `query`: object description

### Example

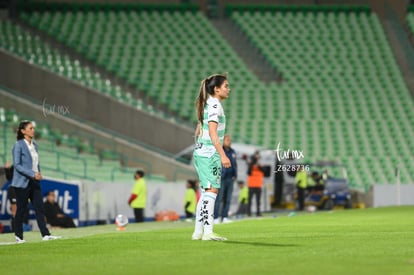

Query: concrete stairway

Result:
[380,1,414,97]
[211,18,282,84]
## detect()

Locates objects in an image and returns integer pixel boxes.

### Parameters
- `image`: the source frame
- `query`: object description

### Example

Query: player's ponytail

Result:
[196,79,208,124]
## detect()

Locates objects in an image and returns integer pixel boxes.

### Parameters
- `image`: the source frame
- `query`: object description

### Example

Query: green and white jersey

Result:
[194,97,226,158]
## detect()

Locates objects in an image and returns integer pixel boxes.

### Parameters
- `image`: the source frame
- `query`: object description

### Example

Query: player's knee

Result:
[205,187,219,194]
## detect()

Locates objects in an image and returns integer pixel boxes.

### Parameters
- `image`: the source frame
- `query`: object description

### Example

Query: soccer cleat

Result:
[191,233,202,240]
[42,235,62,241]
[15,236,26,244]
[202,233,227,241]
[214,218,221,225]
[222,218,233,224]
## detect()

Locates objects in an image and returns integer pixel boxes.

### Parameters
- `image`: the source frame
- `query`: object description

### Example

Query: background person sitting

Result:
[43,190,76,228]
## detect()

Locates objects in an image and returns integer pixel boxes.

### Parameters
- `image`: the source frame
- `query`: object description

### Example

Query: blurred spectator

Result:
[295,167,308,211]
[184,180,197,221]
[43,190,76,228]
[214,135,237,224]
[307,171,317,193]
[128,170,147,223]
[273,157,284,207]
[4,160,13,181]
[247,152,265,217]
[5,161,31,233]
[235,181,248,218]
[4,161,16,230]
[194,179,201,203]
[310,171,325,194]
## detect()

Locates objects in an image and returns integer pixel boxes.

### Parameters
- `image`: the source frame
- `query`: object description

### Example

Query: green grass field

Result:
[1,206,413,275]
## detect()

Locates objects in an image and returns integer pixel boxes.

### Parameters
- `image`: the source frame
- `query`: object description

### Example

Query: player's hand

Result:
[221,155,231,168]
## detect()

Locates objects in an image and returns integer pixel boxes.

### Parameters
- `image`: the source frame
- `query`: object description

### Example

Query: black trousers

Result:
[133,208,144,223]
[14,180,50,239]
[49,216,76,228]
[248,187,262,216]
[297,187,306,211]
[236,203,248,216]
[185,210,194,219]
[9,205,29,233]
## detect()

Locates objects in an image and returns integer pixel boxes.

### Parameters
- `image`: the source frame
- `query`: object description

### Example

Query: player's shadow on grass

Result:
[223,241,297,247]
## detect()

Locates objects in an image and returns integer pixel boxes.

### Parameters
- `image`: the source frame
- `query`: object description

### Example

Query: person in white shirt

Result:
[192,74,231,241]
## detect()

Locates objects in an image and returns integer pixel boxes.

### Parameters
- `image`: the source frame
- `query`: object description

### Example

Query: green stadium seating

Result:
[228,8,413,190]
[0,19,167,120]
[18,9,257,124]
[0,106,155,182]
[1,5,413,191]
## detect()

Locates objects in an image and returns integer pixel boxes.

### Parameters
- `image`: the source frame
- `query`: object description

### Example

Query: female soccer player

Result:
[192,74,231,241]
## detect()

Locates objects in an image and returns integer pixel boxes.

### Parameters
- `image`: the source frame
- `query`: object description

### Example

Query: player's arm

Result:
[208,121,231,168]
[195,123,201,138]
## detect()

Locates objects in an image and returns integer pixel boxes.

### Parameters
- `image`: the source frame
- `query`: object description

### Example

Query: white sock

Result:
[193,191,204,237]
[202,192,217,236]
